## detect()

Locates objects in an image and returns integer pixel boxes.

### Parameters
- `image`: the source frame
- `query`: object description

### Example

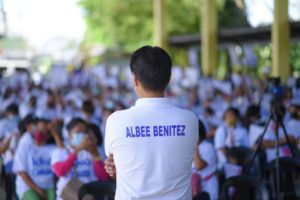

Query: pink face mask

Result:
[33,131,48,143]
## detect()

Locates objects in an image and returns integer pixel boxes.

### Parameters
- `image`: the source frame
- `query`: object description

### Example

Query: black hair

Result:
[6,103,19,115]
[87,123,103,146]
[245,104,261,119]
[18,120,26,135]
[130,46,172,92]
[82,100,94,115]
[22,114,37,127]
[29,96,37,107]
[198,120,207,143]
[36,118,50,123]
[205,107,215,116]
[224,107,240,119]
[66,118,87,132]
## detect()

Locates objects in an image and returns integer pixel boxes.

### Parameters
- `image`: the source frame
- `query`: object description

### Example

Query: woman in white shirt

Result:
[194,120,218,200]
[13,118,58,200]
[51,118,109,200]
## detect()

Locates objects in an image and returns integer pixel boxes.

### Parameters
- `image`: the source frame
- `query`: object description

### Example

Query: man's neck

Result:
[138,90,165,98]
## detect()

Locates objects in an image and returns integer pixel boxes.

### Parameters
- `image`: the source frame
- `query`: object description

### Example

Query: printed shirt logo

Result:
[126,125,186,138]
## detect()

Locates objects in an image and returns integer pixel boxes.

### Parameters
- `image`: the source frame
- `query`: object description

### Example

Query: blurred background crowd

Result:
[0,0,300,199]
[0,64,300,199]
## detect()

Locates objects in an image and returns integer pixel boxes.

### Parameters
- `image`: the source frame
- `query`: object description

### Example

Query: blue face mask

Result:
[8,115,20,123]
[70,132,86,147]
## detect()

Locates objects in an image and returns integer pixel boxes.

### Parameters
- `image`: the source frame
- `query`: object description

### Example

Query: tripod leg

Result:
[244,115,273,175]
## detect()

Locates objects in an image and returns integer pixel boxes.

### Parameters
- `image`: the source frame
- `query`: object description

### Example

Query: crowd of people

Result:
[0,64,300,200]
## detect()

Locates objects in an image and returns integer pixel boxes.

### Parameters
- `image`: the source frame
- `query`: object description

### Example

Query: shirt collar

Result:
[135,98,172,107]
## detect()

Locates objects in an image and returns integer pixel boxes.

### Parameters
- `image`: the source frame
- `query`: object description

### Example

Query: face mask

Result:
[8,115,19,122]
[71,132,86,147]
[33,131,48,143]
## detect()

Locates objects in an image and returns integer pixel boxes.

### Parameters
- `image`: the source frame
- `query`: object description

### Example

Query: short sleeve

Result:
[199,142,216,166]
[13,142,29,173]
[249,124,264,147]
[104,115,114,157]
[214,126,226,149]
[263,123,274,141]
[241,128,250,147]
[51,148,69,166]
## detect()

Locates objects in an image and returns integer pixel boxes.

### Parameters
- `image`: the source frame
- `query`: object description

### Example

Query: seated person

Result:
[13,118,57,200]
[214,107,249,169]
[287,104,300,149]
[193,120,218,200]
[51,118,109,200]
[261,105,298,162]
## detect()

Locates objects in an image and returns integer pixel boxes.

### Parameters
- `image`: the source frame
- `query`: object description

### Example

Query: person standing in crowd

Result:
[13,118,57,200]
[193,120,218,200]
[104,46,198,199]
[51,118,109,200]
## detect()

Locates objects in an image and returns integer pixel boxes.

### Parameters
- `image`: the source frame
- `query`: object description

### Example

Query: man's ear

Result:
[132,73,139,87]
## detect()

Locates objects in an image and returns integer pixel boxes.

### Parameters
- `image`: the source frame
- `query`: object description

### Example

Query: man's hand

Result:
[104,154,116,178]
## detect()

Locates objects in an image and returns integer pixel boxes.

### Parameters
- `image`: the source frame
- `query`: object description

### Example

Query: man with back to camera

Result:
[104,46,199,200]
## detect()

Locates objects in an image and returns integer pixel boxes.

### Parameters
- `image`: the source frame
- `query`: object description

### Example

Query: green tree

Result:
[218,0,250,28]
[79,0,249,52]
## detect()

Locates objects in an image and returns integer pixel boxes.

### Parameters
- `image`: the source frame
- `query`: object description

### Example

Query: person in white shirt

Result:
[13,115,37,199]
[261,105,298,162]
[193,120,218,200]
[287,104,300,142]
[104,46,199,200]
[80,99,101,126]
[0,104,20,172]
[13,118,58,200]
[0,103,21,200]
[36,90,63,120]
[214,107,249,169]
[51,118,109,200]
[19,95,37,118]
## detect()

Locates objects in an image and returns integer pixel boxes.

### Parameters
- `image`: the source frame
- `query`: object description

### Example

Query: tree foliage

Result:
[79,0,249,52]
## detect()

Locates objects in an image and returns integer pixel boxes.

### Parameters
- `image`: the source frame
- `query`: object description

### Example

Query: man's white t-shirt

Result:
[13,142,55,198]
[105,98,198,200]
[51,147,99,200]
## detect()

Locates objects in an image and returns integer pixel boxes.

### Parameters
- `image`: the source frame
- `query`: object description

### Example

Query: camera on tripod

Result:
[268,77,283,102]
